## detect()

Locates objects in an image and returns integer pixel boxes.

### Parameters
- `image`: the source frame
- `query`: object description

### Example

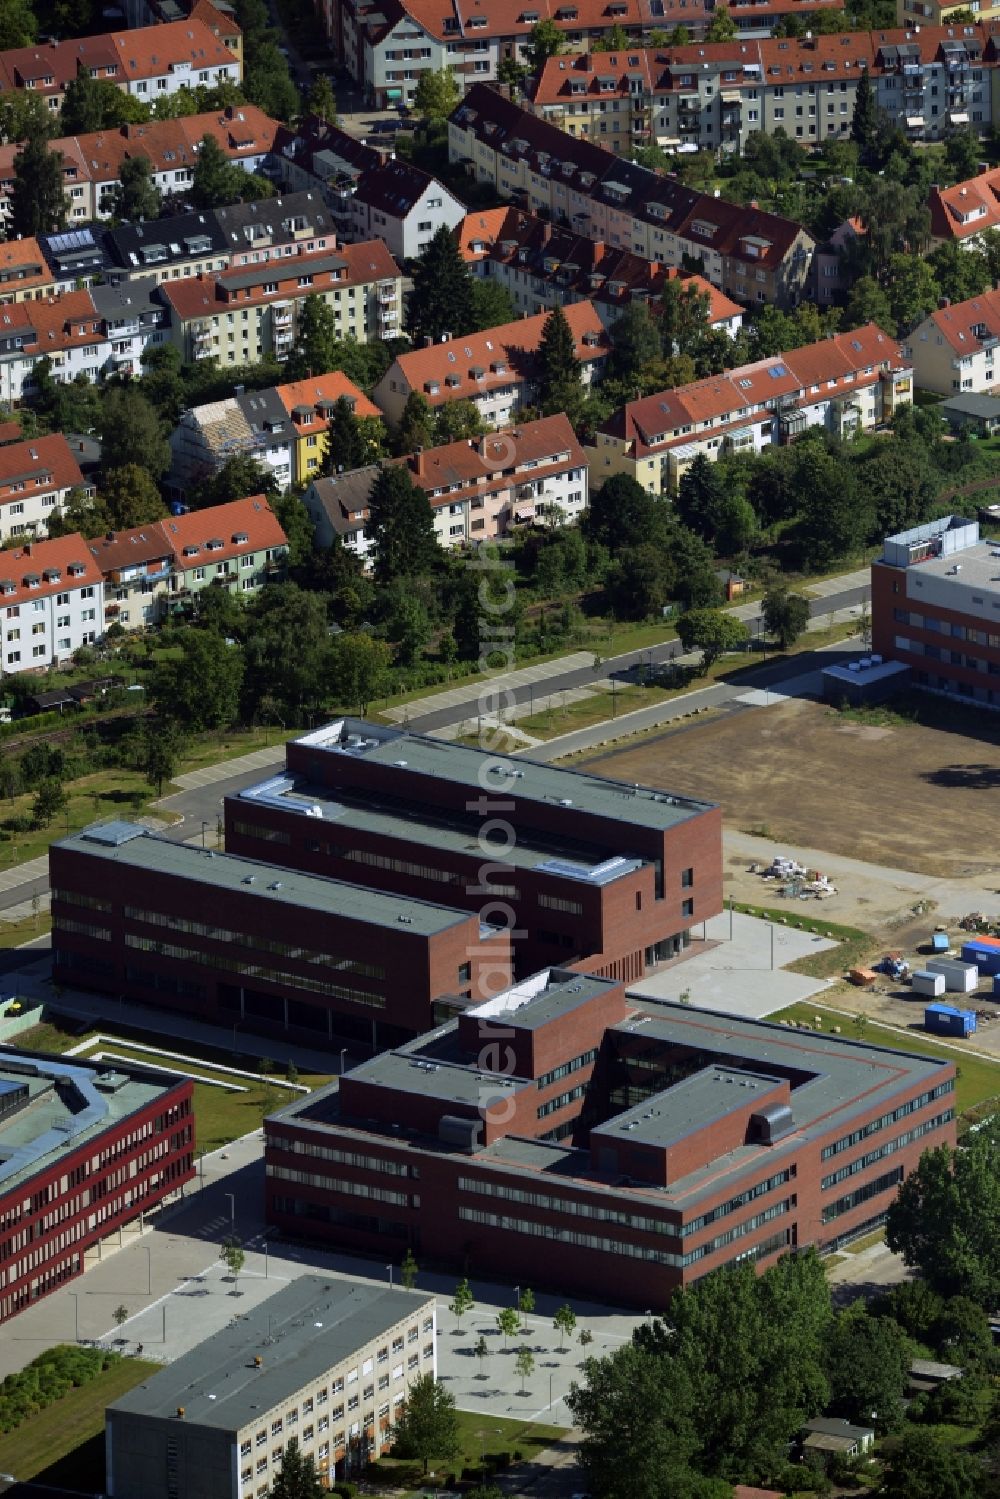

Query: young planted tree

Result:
[143,720,183,796]
[222,1235,246,1291]
[401,1248,419,1290]
[496,1307,519,1349]
[474,1335,489,1379]
[553,1304,577,1352]
[517,1287,535,1330]
[450,1278,474,1328]
[390,1374,460,1474]
[514,1346,535,1395]
[32,779,67,828]
[578,1327,593,1351]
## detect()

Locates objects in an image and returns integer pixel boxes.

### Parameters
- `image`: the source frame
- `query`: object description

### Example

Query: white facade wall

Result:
[1,580,103,674]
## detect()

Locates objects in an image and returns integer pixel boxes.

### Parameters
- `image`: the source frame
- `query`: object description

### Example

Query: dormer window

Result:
[232,532,249,544]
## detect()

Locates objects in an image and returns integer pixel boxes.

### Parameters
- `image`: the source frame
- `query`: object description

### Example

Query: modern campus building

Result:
[105,1277,438,1499]
[0,1048,193,1326]
[872,514,1000,707]
[264,972,957,1307]
[50,822,513,1052]
[226,719,723,985]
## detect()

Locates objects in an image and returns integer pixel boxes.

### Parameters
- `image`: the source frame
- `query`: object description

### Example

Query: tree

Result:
[880,1428,979,1499]
[578,1327,593,1350]
[526,18,564,70]
[553,1304,577,1352]
[152,629,244,731]
[61,70,145,135]
[322,396,382,476]
[434,399,484,444]
[141,344,186,425]
[113,1304,130,1331]
[0,0,36,47]
[106,154,161,224]
[190,453,278,511]
[676,454,727,543]
[585,473,664,552]
[845,276,893,333]
[394,391,435,455]
[305,74,338,123]
[676,608,749,668]
[705,5,736,39]
[100,466,168,531]
[514,1346,535,1394]
[661,277,712,363]
[518,1287,535,1329]
[413,67,461,123]
[825,1306,909,1431]
[143,720,183,795]
[496,1307,519,1348]
[885,1122,1000,1305]
[407,225,476,345]
[793,442,867,571]
[33,779,67,828]
[329,632,392,714]
[268,1437,325,1499]
[10,132,67,238]
[450,1278,474,1327]
[592,22,629,50]
[390,1374,460,1474]
[242,585,332,719]
[190,133,241,209]
[885,252,939,336]
[474,1335,489,1378]
[99,390,170,479]
[851,67,878,151]
[221,1235,246,1291]
[470,279,516,332]
[608,302,661,388]
[537,306,583,420]
[401,1248,418,1290]
[244,41,299,121]
[367,464,438,585]
[762,587,811,649]
[284,295,339,382]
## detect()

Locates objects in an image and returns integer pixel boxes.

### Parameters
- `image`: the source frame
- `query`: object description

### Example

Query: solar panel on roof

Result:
[769,363,788,377]
[46,228,96,253]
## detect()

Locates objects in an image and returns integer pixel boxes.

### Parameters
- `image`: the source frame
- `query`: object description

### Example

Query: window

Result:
[682,899,694,919]
[681,868,693,888]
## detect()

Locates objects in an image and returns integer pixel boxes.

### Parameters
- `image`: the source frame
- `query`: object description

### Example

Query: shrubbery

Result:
[0,1345,121,1435]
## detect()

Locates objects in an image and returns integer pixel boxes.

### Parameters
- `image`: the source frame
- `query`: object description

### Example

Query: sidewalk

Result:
[170,744,286,792]
[381,652,597,725]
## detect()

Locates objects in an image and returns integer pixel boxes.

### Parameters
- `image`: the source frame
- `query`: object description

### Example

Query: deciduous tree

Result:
[100,465,168,530]
[390,1374,460,1474]
[99,389,170,479]
[152,629,245,731]
[413,67,460,122]
[676,608,749,667]
[762,587,810,649]
[526,18,564,70]
[450,1278,474,1327]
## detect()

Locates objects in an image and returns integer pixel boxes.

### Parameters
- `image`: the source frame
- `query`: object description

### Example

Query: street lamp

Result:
[142,1244,151,1296]
[387,1263,393,1289]
[201,820,208,848]
[69,1290,80,1342]
[225,1192,235,1224]
[338,1048,347,1076]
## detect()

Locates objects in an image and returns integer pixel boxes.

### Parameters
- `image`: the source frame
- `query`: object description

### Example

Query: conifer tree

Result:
[406,226,476,344]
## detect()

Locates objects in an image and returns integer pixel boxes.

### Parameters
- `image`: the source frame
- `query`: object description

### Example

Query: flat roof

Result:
[469,968,617,1030]
[292,720,715,833]
[590,1065,782,1151]
[350,1045,530,1108]
[0,1049,174,1196]
[912,538,1000,595]
[821,660,910,686]
[56,825,476,937]
[107,1278,434,1432]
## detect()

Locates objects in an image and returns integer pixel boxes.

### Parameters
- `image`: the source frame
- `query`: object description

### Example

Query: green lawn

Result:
[0,1356,159,1488]
[729,904,874,979]
[771,1002,1000,1116]
[368,1409,566,1489]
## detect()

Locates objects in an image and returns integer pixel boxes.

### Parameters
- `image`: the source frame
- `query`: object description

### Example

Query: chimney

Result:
[979,161,990,175]
[440,330,452,342]
[414,446,424,475]
[23,542,31,557]
[424,334,434,347]
[939,296,951,308]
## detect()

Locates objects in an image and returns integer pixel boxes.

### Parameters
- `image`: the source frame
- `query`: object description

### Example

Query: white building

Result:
[0,434,92,543]
[904,287,1000,396]
[0,535,103,674]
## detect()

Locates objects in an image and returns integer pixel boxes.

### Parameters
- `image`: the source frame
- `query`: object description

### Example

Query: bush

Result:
[0,1345,119,1434]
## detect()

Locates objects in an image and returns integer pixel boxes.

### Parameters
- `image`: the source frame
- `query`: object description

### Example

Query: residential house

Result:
[0,534,103,674]
[275,372,382,485]
[302,413,587,564]
[929,162,1000,244]
[588,322,912,491]
[90,279,170,379]
[0,240,56,305]
[0,434,91,543]
[327,158,466,263]
[449,85,815,307]
[940,390,1000,432]
[800,1418,875,1468]
[900,0,1000,32]
[269,118,386,198]
[0,107,280,232]
[371,300,610,428]
[0,290,111,407]
[904,288,1000,395]
[328,0,846,110]
[87,525,175,634]
[456,204,744,332]
[159,237,402,364]
[0,18,241,116]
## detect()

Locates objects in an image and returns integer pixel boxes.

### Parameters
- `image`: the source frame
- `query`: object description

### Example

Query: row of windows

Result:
[265,1134,419,1178]
[51,888,112,913]
[893,609,1000,647]
[537,1049,598,1092]
[682,1199,793,1268]
[821,1080,955,1160]
[457,1173,679,1235]
[231,820,291,846]
[122,935,386,1009]
[267,1165,413,1209]
[821,1167,904,1226]
[122,905,385,979]
[821,1109,955,1191]
[56,916,111,942]
[681,1167,796,1239]
[537,1083,587,1119]
[538,893,583,916]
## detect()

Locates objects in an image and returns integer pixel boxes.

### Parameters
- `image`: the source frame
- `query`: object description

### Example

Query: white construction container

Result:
[926,958,979,994]
[912,970,946,998]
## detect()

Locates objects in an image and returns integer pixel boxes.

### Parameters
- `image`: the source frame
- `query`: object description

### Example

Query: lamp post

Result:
[142,1244,151,1296]
[201,820,208,848]
[69,1290,80,1343]
[225,1192,235,1225]
[387,1263,393,1290]
[338,1048,347,1076]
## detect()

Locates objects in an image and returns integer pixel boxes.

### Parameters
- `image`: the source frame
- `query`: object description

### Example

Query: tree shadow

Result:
[921,763,1000,790]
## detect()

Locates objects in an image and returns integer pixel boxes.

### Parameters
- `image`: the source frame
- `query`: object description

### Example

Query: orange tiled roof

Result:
[0,433,85,503]
[927,287,1000,353]
[0,17,236,98]
[0,237,54,297]
[930,166,1000,241]
[276,371,381,434]
[0,532,101,606]
[160,495,287,570]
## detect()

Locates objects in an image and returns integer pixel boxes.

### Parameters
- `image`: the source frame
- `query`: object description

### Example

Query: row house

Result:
[899,0,1000,33]
[88,495,288,633]
[0,434,91,544]
[159,237,402,365]
[302,413,587,564]
[457,203,743,333]
[929,163,1000,244]
[371,300,610,429]
[123,0,245,62]
[168,370,380,496]
[0,534,103,675]
[0,240,56,305]
[327,0,845,110]
[903,288,1000,395]
[525,23,996,157]
[449,84,814,307]
[0,18,240,115]
[588,321,913,492]
[0,107,280,233]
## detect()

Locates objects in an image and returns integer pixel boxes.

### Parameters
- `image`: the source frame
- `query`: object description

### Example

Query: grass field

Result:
[368,1409,566,1490]
[0,1356,158,1488]
[772,1001,1000,1116]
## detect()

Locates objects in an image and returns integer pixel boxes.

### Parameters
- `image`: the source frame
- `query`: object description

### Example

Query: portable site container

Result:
[925,1003,977,1038]
[962,939,1000,977]
[926,958,979,993]
[913,970,946,998]
[931,933,951,953]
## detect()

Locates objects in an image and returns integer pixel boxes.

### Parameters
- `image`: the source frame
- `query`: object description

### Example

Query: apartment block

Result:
[226,719,723,984]
[160,238,401,365]
[0,434,91,543]
[371,301,609,428]
[51,821,512,1050]
[457,204,744,332]
[0,1046,193,1326]
[589,322,913,492]
[302,414,588,562]
[0,534,103,674]
[904,287,1000,395]
[449,85,814,307]
[106,1279,437,1498]
[264,973,956,1306]
[0,240,56,305]
[872,514,1000,707]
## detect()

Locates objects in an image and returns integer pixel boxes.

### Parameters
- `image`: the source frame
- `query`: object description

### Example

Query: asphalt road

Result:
[405,582,869,734]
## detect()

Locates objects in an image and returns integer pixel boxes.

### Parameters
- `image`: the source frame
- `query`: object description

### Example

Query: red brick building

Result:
[50,822,513,1051]
[0,1047,193,1325]
[226,720,723,985]
[265,973,956,1306]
